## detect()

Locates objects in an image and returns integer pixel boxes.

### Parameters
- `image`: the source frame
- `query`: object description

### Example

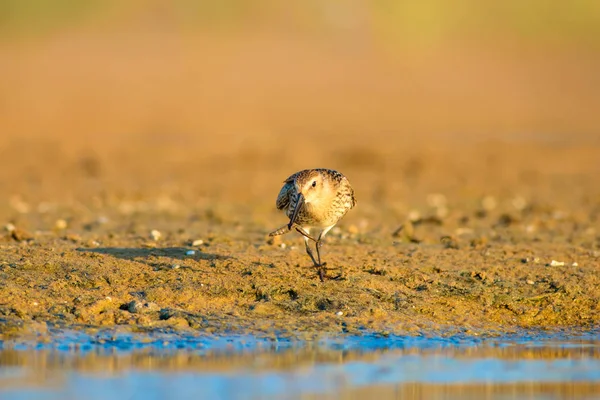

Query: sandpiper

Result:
[269,168,356,281]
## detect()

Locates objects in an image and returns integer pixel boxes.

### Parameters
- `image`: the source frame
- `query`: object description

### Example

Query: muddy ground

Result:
[1,132,599,340]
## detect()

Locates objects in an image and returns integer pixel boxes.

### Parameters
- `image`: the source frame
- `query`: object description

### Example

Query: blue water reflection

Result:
[1,329,599,400]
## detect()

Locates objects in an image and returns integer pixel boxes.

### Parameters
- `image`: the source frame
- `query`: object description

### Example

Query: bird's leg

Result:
[315,238,324,266]
[303,237,320,267]
[314,232,343,281]
[314,233,327,281]
[296,227,329,281]
[270,222,315,238]
[294,226,319,243]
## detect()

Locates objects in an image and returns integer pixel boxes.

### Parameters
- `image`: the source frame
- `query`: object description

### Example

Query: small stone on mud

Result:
[435,206,448,218]
[150,229,161,241]
[192,239,204,246]
[124,300,158,314]
[455,227,473,236]
[9,196,30,214]
[548,260,565,267]
[471,271,487,281]
[440,235,459,249]
[10,228,34,242]
[496,213,517,227]
[481,196,497,211]
[526,280,535,285]
[336,311,343,316]
[126,301,142,313]
[427,193,447,208]
[267,235,281,245]
[512,196,528,211]
[55,219,68,230]
[65,233,81,243]
[525,224,536,233]
[172,264,181,269]
[4,223,15,232]
[408,210,421,222]
[280,243,286,249]
[572,262,578,267]
[186,250,195,255]
[392,220,420,243]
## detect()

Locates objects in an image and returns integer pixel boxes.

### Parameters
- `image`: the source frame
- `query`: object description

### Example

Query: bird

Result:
[269,168,356,281]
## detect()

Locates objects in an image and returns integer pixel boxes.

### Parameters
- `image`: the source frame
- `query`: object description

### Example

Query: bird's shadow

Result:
[76,247,232,267]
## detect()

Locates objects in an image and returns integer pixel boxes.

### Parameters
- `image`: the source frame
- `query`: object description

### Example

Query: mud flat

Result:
[1,134,599,340]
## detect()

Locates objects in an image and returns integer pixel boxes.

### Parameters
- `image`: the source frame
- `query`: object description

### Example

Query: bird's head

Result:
[296,170,327,204]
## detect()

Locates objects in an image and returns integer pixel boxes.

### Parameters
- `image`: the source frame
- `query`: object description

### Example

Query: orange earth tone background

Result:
[0,1,599,339]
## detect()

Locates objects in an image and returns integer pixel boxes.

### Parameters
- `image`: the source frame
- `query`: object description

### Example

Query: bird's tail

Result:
[269,224,290,236]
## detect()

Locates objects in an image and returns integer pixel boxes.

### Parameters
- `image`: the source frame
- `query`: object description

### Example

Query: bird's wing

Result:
[275,174,297,210]
[350,185,357,208]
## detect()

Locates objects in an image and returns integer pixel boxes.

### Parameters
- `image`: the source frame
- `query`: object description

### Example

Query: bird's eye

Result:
[311,181,317,188]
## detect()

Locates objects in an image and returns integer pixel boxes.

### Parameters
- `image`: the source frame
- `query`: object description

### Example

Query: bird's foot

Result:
[311,262,326,282]
[315,262,343,282]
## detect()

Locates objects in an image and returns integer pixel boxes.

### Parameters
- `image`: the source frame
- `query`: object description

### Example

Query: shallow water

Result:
[1,329,599,399]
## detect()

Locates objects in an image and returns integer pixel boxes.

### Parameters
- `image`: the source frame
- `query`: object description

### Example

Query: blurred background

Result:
[1,0,599,222]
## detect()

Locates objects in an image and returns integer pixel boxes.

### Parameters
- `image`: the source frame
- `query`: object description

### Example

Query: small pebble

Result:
[9,196,30,214]
[192,239,204,246]
[55,219,68,230]
[65,233,81,243]
[427,193,447,208]
[408,210,421,222]
[572,262,579,267]
[127,300,143,313]
[280,243,286,249]
[526,280,535,285]
[4,223,15,232]
[455,227,473,236]
[512,196,527,211]
[336,311,343,316]
[435,206,449,218]
[481,196,498,211]
[186,250,195,255]
[150,230,161,241]
[172,264,181,269]
[549,260,565,267]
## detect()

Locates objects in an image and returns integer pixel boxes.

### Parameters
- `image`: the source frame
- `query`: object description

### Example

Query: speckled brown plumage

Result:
[269,168,356,281]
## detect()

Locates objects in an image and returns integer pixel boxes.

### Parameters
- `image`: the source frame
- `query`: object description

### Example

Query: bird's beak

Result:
[288,192,304,229]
